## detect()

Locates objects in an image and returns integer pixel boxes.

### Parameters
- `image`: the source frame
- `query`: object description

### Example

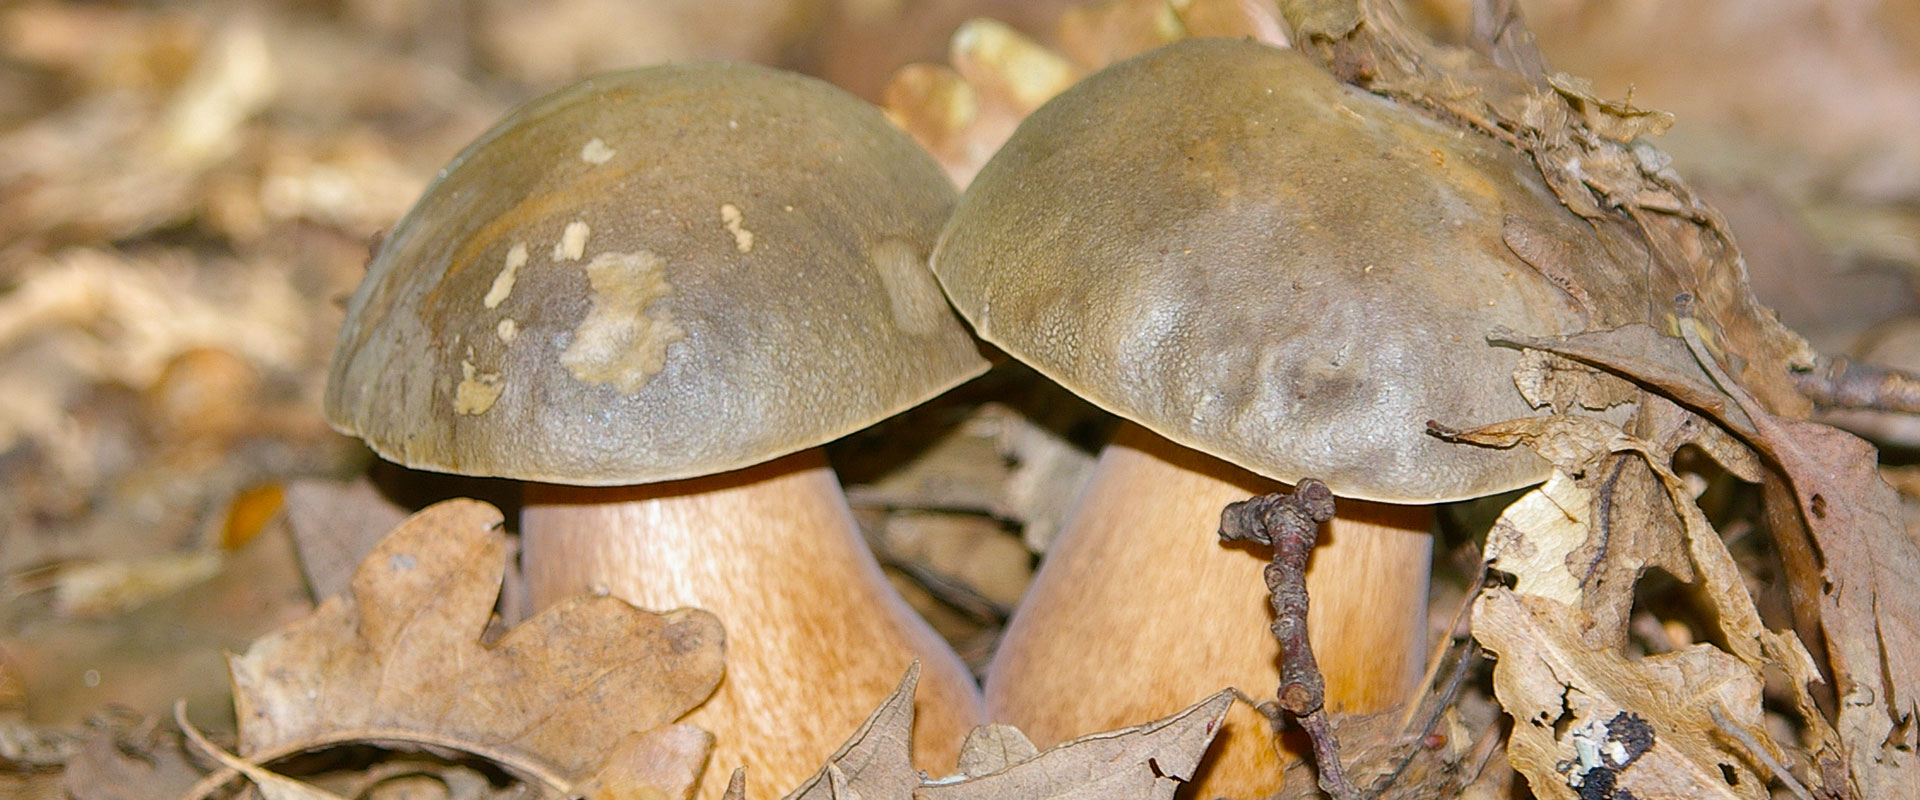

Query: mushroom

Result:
[932,39,1643,797]
[325,63,989,797]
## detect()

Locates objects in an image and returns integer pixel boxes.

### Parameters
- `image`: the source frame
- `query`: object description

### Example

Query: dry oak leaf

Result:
[781,664,923,800]
[1475,588,1772,800]
[1498,321,1920,794]
[769,668,1230,800]
[1457,412,1820,797]
[205,499,723,799]
[918,690,1232,800]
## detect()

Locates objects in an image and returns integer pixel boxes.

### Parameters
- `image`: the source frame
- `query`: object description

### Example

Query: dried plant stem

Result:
[1708,706,1815,800]
[1218,479,1362,800]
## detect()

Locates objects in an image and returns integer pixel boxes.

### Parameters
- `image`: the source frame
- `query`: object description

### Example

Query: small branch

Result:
[1219,479,1362,800]
[1792,354,1920,414]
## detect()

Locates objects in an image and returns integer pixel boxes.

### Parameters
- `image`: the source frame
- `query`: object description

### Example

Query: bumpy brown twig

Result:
[1219,479,1362,800]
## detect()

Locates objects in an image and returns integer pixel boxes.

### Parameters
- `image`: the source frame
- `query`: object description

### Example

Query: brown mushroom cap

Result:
[932,39,1645,504]
[327,63,988,485]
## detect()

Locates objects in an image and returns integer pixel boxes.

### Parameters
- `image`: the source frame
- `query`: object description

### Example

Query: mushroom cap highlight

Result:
[327,62,988,485]
[932,39,1644,504]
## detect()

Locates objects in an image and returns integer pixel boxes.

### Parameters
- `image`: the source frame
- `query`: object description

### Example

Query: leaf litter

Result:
[12,1,1920,799]
[1262,0,1920,797]
[1434,300,1920,800]
[140,492,1238,800]
[758,665,1231,800]
[184,498,726,800]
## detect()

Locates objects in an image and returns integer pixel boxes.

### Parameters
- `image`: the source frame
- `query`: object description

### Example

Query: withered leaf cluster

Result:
[121,500,1231,800]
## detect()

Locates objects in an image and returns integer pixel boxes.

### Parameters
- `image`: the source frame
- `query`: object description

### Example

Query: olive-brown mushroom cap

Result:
[932,39,1645,504]
[327,63,988,485]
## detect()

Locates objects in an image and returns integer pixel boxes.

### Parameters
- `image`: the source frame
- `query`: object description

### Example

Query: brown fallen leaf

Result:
[583,724,718,800]
[1480,470,1595,608]
[1510,349,1638,415]
[280,477,410,602]
[1475,588,1772,800]
[185,498,722,799]
[1445,387,1844,797]
[918,690,1232,800]
[1490,319,1920,795]
[782,665,922,800]
[952,724,1039,778]
[1676,322,1920,797]
[60,709,202,800]
[767,668,1231,800]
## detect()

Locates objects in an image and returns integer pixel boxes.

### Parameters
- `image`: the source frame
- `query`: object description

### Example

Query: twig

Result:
[1792,354,1920,414]
[1219,479,1362,800]
[1371,638,1478,795]
[1396,567,1487,733]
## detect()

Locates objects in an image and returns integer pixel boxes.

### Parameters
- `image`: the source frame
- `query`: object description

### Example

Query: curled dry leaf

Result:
[1436,398,1704,652]
[196,499,723,799]
[1481,470,1594,608]
[1465,439,1802,798]
[1455,409,1826,793]
[1493,321,1920,795]
[1475,588,1771,800]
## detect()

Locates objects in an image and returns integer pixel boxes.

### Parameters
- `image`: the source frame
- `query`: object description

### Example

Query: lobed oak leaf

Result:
[208,498,723,798]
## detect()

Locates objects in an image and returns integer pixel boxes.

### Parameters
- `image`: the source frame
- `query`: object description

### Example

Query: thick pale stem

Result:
[984,423,1430,798]
[521,449,983,800]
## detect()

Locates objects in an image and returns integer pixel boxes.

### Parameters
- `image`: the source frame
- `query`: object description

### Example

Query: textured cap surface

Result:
[327,62,988,484]
[933,39,1646,503]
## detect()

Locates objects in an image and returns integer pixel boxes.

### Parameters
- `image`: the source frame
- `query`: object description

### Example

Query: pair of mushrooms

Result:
[328,39,1626,800]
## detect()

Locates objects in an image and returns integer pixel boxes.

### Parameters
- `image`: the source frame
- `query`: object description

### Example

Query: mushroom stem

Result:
[983,423,1430,798]
[521,449,983,799]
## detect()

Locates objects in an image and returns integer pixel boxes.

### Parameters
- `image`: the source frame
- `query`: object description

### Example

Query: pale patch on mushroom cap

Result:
[933,40,1655,504]
[327,62,987,485]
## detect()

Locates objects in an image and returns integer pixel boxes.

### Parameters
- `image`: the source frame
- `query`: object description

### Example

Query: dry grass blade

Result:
[174,702,344,800]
